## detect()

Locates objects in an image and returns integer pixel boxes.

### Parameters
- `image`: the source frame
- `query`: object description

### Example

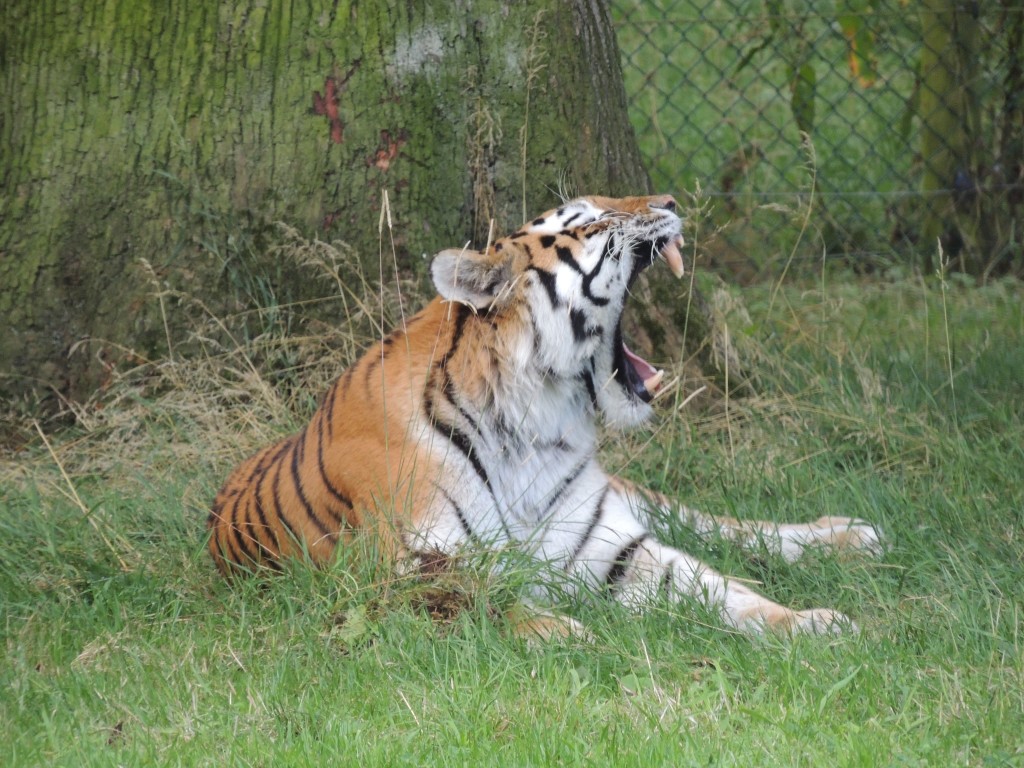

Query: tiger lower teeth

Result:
[644,370,665,395]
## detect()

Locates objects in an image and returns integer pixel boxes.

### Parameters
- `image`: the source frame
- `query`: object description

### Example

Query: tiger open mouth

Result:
[614,235,685,404]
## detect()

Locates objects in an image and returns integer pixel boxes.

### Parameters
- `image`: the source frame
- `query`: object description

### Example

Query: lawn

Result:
[3,272,1022,766]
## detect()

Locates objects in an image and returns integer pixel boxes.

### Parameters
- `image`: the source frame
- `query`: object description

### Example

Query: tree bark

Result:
[1,0,652,407]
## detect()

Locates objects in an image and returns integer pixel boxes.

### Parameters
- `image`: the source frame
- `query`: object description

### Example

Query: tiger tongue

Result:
[661,236,686,278]
[623,344,664,396]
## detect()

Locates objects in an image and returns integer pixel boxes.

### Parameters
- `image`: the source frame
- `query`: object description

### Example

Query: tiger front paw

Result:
[775,517,884,562]
[736,604,858,636]
[790,608,858,635]
[506,604,593,644]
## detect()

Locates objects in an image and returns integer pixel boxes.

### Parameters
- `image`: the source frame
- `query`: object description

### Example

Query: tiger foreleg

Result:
[758,516,884,561]
[609,476,883,562]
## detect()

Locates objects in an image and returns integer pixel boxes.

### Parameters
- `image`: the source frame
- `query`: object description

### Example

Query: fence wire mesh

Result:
[611,0,1024,279]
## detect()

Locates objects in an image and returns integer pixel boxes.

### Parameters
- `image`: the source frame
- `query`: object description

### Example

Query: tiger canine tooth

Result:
[661,236,686,278]
[644,369,665,395]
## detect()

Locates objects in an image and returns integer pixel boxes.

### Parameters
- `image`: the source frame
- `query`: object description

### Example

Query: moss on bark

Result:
[2,0,738,411]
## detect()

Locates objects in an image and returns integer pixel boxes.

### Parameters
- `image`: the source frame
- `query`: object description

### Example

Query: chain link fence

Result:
[611,0,1024,279]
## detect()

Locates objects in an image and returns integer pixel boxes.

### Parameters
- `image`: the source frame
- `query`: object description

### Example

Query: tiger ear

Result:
[431,246,513,309]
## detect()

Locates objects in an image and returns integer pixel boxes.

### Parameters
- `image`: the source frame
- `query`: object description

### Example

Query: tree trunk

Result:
[3,0,748,416]
[1,0,654,408]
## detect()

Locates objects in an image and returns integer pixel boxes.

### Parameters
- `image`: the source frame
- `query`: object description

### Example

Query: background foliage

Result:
[612,0,1024,277]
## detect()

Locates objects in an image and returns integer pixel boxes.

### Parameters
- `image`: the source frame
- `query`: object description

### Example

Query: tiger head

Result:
[430,194,685,429]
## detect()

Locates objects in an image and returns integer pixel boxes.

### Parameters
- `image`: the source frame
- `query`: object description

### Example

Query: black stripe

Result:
[215,497,244,568]
[582,284,610,307]
[441,352,484,431]
[493,411,515,444]
[254,440,292,482]
[363,353,382,396]
[556,245,581,273]
[419,302,470,425]
[580,238,613,307]
[539,456,592,521]
[424,302,474,430]
[208,502,223,530]
[565,484,609,568]
[442,421,491,491]
[483,274,506,295]
[562,211,583,227]
[527,306,542,356]
[662,558,678,596]
[321,378,340,441]
[605,536,648,588]
[315,406,354,512]
[289,430,333,539]
[221,488,248,566]
[300,421,351,529]
[244,491,283,571]
[603,233,619,261]
[446,302,472,355]
[338,367,356,400]
[244,455,267,486]
[358,318,415,401]
[251,473,282,564]
[229,492,261,566]
[581,366,598,410]
[529,265,559,307]
[379,327,402,355]
[215,526,244,572]
[249,445,290,559]
[629,238,663,284]
[611,324,633,395]
[440,488,482,546]
[443,373,483,439]
[540,235,557,249]
[362,324,404,393]
[569,307,591,343]
[271,448,303,547]
[422,307,476,436]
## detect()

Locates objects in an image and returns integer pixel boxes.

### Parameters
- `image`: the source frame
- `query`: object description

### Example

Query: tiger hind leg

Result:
[505,601,593,643]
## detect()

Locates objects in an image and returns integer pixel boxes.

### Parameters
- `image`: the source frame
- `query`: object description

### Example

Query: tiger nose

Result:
[649,195,677,212]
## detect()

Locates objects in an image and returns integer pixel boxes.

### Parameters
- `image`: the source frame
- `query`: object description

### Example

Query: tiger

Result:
[208,194,882,638]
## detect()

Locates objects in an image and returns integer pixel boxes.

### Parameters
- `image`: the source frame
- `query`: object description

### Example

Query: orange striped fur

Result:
[208,195,882,638]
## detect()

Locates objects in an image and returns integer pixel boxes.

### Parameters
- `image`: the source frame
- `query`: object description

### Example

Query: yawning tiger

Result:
[208,194,881,637]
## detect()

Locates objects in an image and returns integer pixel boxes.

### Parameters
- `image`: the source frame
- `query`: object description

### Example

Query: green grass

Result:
[2,275,1023,766]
